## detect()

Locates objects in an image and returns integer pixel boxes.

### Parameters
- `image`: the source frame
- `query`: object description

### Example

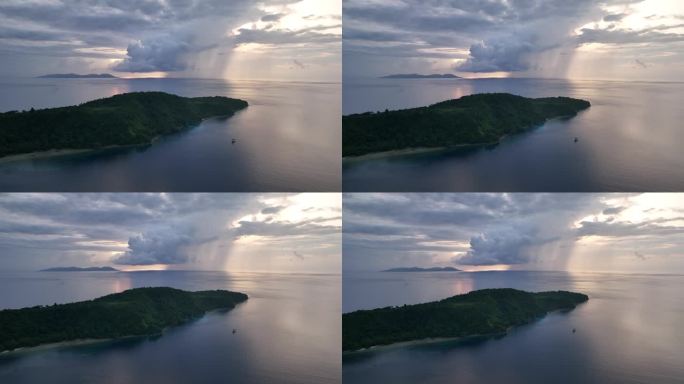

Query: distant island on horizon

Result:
[40,266,119,272]
[343,288,588,351]
[380,73,461,79]
[0,287,248,352]
[382,267,461,272]
[343,93,591,158]
[37,73,118,79]
[0,91,248,159]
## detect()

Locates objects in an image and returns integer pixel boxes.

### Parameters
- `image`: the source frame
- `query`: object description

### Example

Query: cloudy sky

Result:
[0,0,340,80]
[0,193,340,273]
[344,193,684,273]
[344,0,684,81]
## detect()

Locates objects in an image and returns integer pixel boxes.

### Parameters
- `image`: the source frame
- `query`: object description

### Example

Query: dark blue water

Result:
[0,78,341,191]
[0,271,341,384]
[343,271,684,383]
[343,78,684,192]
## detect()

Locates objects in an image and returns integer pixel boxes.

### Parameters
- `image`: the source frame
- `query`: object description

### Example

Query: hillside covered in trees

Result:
[343,93,590,157]
[343,288,588,351]
[0,287,248,352]
[0,91,248,158]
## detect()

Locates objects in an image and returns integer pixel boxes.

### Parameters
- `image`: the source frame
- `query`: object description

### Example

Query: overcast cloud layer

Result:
[0,193,341,273]
[343,193,684,273]
[0,0,341,80]
[343,0,684,80]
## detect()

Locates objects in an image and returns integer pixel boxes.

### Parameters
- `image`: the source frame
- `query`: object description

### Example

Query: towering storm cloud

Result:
[343,0,684,80]
[343,193,684,273]
[0,0,341,80]
[0,193,341,273]
[113,225,198,265]
[457,224,541,266]
[114,37,196,73]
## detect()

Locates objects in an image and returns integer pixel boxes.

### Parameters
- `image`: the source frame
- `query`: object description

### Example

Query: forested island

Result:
[382,267,461,272]
[343,93,590,157]
[0,287,248,352]
[0,91,248,158]
[343,288,588,351]
[37,73,118,79]
[40,266,119,272]
[381,74,461,79]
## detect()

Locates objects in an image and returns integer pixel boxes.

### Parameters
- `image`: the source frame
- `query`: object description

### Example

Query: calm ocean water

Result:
[0,78,341,191]
[343,78,684,192]
[343,271,684,384]
[0,271,341,384]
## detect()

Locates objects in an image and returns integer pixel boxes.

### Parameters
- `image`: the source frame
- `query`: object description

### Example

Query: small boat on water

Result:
[232,329,237,334]
[574,137,579,143]
[572,328,576,333]
[231,138,236,144]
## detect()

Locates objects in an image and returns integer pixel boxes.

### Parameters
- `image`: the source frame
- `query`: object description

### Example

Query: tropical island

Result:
[0,287,248,352]
[40,266,119,272]
[342,93,590,157]
[37,73,118,79]
[382,267,461,272]
[0,91,248,158]
[380,74,461,79]
[342,288,588,351]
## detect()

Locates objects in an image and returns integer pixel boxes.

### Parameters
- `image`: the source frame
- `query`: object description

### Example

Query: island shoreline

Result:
[0,302,247,355]
[0,113,241,164]
[343,332,506,354]
[343,93,590,159]
[343,113,584,161]
[342,305,584,354]
[0,146,141,164]
[342,288,588,351]
[0,92,248,160]
[0,287,248,353]
[342,142,495,162]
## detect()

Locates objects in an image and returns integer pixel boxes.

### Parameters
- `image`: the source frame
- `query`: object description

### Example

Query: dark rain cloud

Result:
[604,13,629,22]
[577,25,684,45]
[603,206,626,215]
[232,25,341,46]
[261,13,286,22]
[261,206,286,215]
[233,217,341,239]
[576,217,684,238]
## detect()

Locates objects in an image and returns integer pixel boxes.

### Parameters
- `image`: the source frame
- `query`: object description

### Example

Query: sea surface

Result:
[0,271,341,384]
[343,78,684,192]
[0,77,340,191]
[343,271,684,384]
